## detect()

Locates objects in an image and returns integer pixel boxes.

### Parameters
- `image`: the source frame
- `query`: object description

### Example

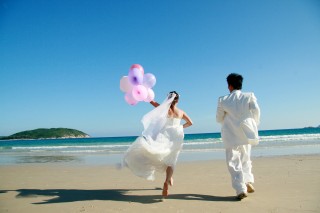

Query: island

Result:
[303,125,320,129]
[0,128,90,140]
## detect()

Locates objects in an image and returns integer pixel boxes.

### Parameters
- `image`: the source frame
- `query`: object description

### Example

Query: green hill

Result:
[0,128,90,140]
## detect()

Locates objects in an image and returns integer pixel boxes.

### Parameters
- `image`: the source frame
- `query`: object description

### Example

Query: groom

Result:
[216,73,260,200]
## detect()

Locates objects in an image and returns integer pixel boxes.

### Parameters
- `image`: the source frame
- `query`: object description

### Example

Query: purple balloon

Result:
[128,68,143,85]
[143,73,156,88]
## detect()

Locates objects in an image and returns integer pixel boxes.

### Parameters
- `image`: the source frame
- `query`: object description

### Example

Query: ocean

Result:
[0,128,319,165]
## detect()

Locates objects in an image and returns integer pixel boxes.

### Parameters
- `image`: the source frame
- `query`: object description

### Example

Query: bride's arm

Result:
[150,101,160,107]
[182,111,193,128]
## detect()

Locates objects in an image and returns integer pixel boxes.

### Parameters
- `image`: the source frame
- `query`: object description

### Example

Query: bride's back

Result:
[168,107,184,119]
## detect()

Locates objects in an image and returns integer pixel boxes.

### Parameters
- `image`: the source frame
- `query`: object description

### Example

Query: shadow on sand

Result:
[0,188,237,204]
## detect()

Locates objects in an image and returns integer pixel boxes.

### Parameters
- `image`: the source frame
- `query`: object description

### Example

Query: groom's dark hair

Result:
[227,73,243,90]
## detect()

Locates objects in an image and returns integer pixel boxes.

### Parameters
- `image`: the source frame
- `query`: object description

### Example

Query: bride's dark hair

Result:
[168,91,179,106]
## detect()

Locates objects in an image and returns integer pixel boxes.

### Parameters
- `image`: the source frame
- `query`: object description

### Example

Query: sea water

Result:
[0,128,319,165]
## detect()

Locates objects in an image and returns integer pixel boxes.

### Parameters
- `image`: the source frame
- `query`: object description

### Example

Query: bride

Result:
[122,91,193,197]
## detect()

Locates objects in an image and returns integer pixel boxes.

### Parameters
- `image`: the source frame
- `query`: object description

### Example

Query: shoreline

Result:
[1,154,319,212]
[0,144,319,166]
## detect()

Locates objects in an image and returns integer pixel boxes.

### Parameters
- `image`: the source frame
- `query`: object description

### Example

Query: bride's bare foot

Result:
[162,182,168,197]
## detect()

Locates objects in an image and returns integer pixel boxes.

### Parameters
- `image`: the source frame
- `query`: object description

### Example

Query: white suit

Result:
[216,90,260,195]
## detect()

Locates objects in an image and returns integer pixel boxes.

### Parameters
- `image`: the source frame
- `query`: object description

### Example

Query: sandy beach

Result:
[1,154,319,213]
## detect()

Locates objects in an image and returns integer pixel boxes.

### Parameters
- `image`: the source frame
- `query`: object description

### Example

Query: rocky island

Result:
[303,125,320,129]
[0,128,90,140]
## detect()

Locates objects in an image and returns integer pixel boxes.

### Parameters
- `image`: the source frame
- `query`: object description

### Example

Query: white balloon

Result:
[120,76,133,92]
[144,88,155,102]
[143,73,156,88]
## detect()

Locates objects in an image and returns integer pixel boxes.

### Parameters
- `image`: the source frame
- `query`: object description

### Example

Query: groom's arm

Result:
[216,97,225,123]
[249,93,260,125]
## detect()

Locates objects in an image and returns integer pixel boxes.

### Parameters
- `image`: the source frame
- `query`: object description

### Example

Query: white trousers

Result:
[225,144,254,195]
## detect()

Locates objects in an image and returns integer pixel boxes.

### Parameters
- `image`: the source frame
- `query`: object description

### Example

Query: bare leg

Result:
[166,166,174,185]
[162,166,174,197]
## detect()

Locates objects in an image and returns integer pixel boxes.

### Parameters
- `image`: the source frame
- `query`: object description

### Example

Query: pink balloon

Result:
[144,88,155,102]
[132,85,148,101]
[125,92,138,105]
[128,68,143,85]
[130,64,144,75]
[120,76,133,92]
[143,73,156,88]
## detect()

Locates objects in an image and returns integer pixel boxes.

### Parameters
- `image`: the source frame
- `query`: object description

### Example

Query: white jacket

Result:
[216,90,260,148]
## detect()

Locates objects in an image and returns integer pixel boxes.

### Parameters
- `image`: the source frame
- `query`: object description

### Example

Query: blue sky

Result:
[1,0,319,137]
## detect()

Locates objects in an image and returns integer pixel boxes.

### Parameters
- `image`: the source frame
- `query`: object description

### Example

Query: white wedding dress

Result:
[123,116,184,180]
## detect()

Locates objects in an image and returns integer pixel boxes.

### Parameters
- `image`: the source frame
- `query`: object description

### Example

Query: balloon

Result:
[144,88,155,102]
[128,68,143,85]
[119,64,156,106]
[130,64,144,74]
[120,76,133,92]
[143,73,156,88]
[125,92,138,105]
[132,85,148,101]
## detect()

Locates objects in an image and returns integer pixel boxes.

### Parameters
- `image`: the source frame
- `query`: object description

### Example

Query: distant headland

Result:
[303,125,320,129]
[0,128,90,140]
